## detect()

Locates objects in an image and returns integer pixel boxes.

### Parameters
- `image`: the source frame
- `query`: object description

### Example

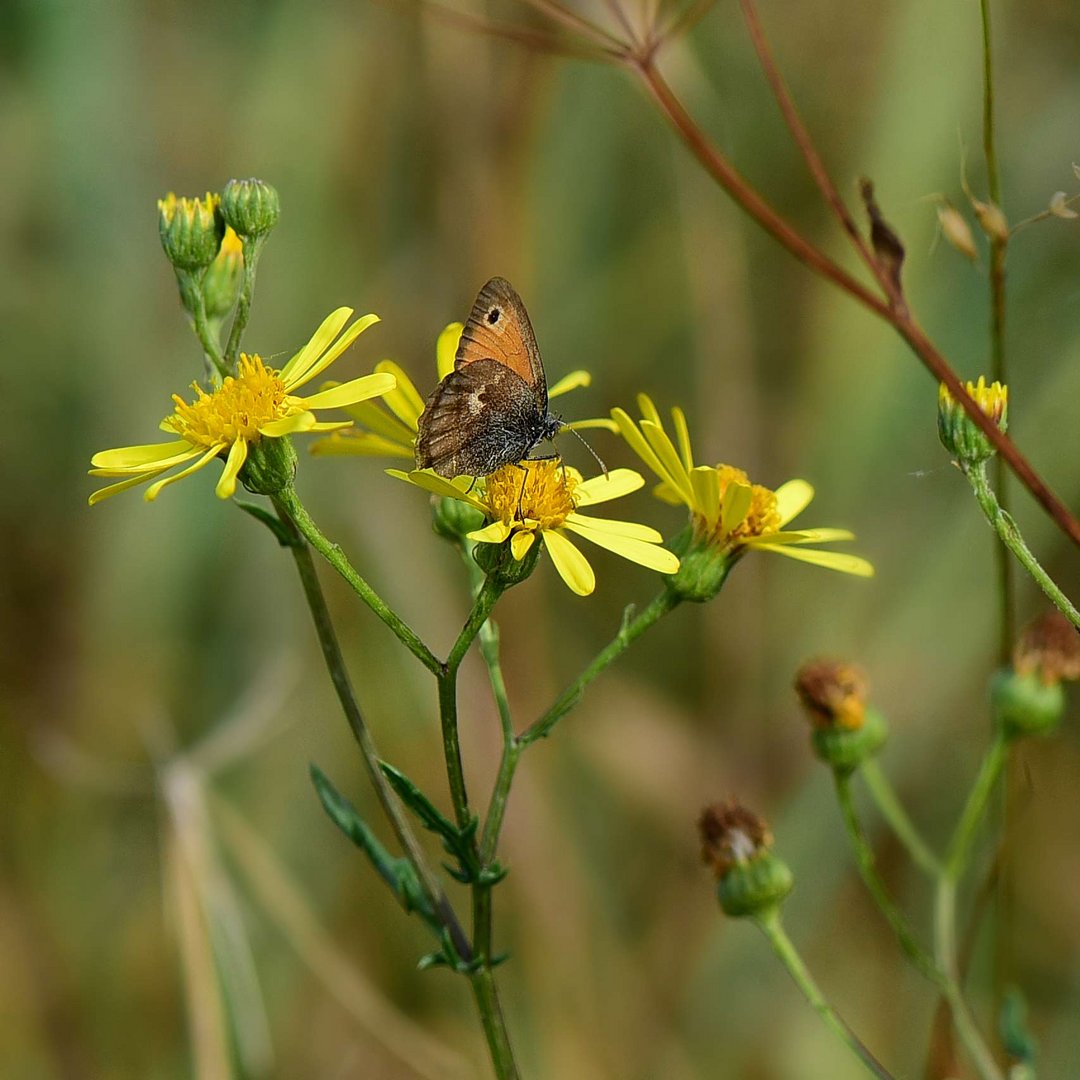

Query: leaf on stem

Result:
[310,764,433,920]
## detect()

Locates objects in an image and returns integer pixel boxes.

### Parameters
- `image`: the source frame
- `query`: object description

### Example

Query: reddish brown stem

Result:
[632,56,1080,549]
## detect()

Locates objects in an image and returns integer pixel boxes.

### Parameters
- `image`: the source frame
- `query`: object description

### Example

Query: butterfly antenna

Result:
[563,424,608,477]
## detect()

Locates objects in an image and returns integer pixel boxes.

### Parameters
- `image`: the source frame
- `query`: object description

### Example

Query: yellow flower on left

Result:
[89,308,391,505]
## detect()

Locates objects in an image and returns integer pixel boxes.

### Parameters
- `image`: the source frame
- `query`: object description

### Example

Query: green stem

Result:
[859,759,942,877]
[272,487,443,673]
[224,233,265,371]
[934,879,1005,1080]
[468,967,519,1080]
[480,738,522,865]
[520,589,681,746]
[964,463,1080,630]
[929,731,1010,1080]
[438,575,507,830]
[946,731,1009,878]
[176,268,228,380]
[753,909,894,1079]
[833,772,941,984]
[275,507,471,963]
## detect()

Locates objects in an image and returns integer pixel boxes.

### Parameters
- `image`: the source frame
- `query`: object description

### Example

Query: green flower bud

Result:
[201,226,244,319]
[991,667,1065,740]
[698,802,793,918]
[471,532,542,589]
[239,435,298,496]
[811,707,888,774]
[431,495,486,543]
[663,525,733,603]
[158,192,225,271]
[221,178,280,238]
[938,376,1008,465]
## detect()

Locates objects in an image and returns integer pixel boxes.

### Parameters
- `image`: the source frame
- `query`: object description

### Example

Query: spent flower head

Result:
[937,376,1008,465]
[392,459,678,596]
[90,308,391,504]
[794,658,887,773]
[612,395,873,598]
[312,322,611,461]
[1013,611,1080,686]
[697,801,793,918]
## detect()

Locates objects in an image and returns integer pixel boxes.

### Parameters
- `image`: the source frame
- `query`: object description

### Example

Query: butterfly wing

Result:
[455,277,548,410]
[416,359,546,478]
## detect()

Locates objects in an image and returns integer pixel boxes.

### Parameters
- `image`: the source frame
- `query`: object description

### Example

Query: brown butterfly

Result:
[415,277,564,478]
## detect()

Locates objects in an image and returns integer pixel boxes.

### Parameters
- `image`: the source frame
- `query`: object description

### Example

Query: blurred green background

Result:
[3,0,1079,1076]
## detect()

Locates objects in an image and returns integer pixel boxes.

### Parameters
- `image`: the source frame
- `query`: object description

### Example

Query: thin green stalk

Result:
[439,576,507,830]
[275,507,471,963]
[176,269,228,380]
[520,589,680,746]
[859,759,942,877]
[468,967,519,1080]
[224,233,265,371]
[833,772,941,984]
[964,463,1080,630]
[753,909,894,1079]
[272,487,443,673]
[930,731,1010,1080]
[480,738,522,865]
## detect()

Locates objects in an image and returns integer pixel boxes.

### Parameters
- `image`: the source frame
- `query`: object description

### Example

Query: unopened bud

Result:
[201,226,244,319]
[221,178,280,238]
[158,192,224,271]
[937,376,1008,465]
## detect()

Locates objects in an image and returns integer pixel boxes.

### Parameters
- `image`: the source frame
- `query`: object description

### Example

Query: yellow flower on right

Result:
[611,395,873,577]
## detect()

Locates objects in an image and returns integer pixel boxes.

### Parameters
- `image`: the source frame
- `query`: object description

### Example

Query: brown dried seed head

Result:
[1014,611,1080,685]
[698,802,772,878]
[794,658,868,730]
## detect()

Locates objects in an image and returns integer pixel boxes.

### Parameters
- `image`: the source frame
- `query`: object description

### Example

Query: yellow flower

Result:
[612,395,873,577]
[937,376,1008,465]
[390,459,680,596]
[89,309,391,505]
[311,322,614,461]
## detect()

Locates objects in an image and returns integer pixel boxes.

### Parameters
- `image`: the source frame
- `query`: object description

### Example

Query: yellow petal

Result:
[91,439,200,470]
[562,522,679,573]
[563,513,663,542]
[548,370,591,398]
[343,397,416,443]
[278,308,353,384]
[721,480,753,536]
[611,408,680,495]
[215,438,249,499]
[469,520,513,544]
[671,406,694,473]
[259,411,317,437]
[636,394,663,427]
[573,468,644,506]
[300,372,396,411]
[565,417,619,433]
[543,530,595,595]
[389,468,488,512]
[89,468,169,506]
[436,323,464,380]
[747,528,855,547]
[640,420,694,505]
[653,481,684,506]
[510,530,535,560]
[689,467,720,530]
[774,479,814,527]
[144,446,221,502]
[375,361,425,422]
[284,312,380,390]
[752,543,874,577]
[310,432,413,458]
